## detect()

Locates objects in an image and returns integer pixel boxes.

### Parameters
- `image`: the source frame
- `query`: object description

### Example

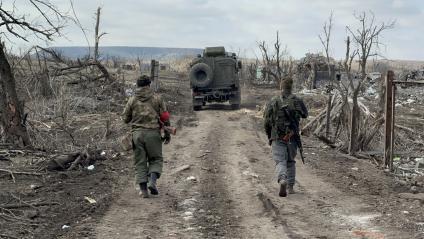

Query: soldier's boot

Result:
[279,180,287,197]
[288,185,295,194]
[139,182,149,198]
[148,173,159,195]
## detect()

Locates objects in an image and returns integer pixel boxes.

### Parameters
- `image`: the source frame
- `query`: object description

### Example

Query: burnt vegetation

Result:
[0,2,423,238]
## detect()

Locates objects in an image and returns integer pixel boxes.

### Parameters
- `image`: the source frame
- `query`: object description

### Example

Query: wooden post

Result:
[384,71,394,169]
[150,59,155,81]
[390,77,396,171]
[150,60,159,92]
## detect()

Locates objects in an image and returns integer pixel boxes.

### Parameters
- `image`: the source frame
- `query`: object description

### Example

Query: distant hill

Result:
[49,46,203,60]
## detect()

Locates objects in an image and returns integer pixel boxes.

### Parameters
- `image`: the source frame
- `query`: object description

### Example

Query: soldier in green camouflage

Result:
[263,78,308,197]
[123,75,171,198]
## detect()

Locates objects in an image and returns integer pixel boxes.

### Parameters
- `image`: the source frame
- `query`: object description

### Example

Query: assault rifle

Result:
[281,106,305,164]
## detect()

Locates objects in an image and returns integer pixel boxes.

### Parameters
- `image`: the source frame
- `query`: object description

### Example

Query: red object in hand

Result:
[160,111,170,122]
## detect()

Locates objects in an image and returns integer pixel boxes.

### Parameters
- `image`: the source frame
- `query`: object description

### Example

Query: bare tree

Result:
[346,11,394,154]
[0,0,67,146]
[343,36,358,92]
[318,12,334,140]
[258,31,292,88]
[94,7,107,61]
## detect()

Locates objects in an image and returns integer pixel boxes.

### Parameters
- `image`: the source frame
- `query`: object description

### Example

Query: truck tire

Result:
[190,63,213,88]
[230,90,241,110]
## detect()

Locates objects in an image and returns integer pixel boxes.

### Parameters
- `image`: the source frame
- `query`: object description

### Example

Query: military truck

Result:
[189,46,242,111]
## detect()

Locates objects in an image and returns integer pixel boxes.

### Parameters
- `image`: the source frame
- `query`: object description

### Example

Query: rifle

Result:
[282,106,305,164]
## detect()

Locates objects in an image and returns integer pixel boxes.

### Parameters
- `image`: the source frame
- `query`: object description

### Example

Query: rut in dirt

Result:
[195,111,242,238]
[191,107,293,239]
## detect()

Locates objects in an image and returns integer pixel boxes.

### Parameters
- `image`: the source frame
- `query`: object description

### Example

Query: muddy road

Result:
[93,90,416,239]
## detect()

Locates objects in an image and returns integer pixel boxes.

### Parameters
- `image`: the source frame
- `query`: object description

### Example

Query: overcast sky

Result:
[9,0,424,60]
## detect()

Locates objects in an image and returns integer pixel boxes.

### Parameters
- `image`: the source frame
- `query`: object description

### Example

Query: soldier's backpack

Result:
[275,95,298,137]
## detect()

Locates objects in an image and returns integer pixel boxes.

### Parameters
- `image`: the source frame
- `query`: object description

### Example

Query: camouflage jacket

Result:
[263,93,308,140]
[123,87,167,131]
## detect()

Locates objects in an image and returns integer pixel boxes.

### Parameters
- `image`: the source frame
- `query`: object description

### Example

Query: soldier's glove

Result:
[162,120,171,144]
[163,133,171,144]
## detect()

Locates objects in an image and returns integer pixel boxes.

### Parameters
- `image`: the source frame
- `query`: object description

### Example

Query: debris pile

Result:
[43,149,107,171]
[294,53,338,89]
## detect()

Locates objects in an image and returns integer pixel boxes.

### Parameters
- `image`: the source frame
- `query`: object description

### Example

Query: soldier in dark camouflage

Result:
[263,78,308,197]
[123,75,171,198]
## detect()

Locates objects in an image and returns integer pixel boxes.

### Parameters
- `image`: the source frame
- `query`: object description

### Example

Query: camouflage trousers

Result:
[132,129,163,184]
[272,140,297,186]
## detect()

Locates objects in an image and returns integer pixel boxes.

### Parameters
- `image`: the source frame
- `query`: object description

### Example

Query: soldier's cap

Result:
[137,75,151,87]
[282,78,293,90]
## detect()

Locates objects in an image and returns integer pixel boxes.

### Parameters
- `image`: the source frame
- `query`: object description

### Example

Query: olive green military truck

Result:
[189,46,242,111]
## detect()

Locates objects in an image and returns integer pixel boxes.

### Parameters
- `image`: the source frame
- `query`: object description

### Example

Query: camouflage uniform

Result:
[263,88,308,190]
[123,86,167,185]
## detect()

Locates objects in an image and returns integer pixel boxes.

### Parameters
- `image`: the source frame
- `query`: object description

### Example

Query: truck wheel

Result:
[193,105,202,111]
[190,63,213,88]
[231,104,240,110]
[230,90,241,110]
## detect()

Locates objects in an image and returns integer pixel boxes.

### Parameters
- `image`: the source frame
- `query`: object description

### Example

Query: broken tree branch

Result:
[0,201,60,209]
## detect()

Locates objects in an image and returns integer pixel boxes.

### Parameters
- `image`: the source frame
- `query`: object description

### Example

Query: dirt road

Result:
[93,94,416,239]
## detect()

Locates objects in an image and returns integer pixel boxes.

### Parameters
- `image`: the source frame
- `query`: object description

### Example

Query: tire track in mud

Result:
[94,87,415,239]
[193,108,292,239]
[239,108,414,239]
[195,118,242,238]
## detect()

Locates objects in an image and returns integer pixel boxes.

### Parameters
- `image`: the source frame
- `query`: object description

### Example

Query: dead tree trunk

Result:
[318,12,334,140]
[349,88,360,154]
[325,93,333,139]
[94,7,101,61]
[0,42,30,146]
[35,47,53,98]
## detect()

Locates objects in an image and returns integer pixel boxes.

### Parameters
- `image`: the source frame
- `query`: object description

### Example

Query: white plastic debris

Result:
[62,225,70,230]
[366,87,376,95]
[406,99,416,104]
[351,167,359,171]
[186,176,197,182]
[84,196,97,204]
[125,88,134,96]
[402,211,410,214]
[100,151,106,156]
[87,165,95,171]
[416,158,424,169]
[30,184,42,190]
[179,198,198,207]
[184,211,194,216]
[242,170,259,178]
